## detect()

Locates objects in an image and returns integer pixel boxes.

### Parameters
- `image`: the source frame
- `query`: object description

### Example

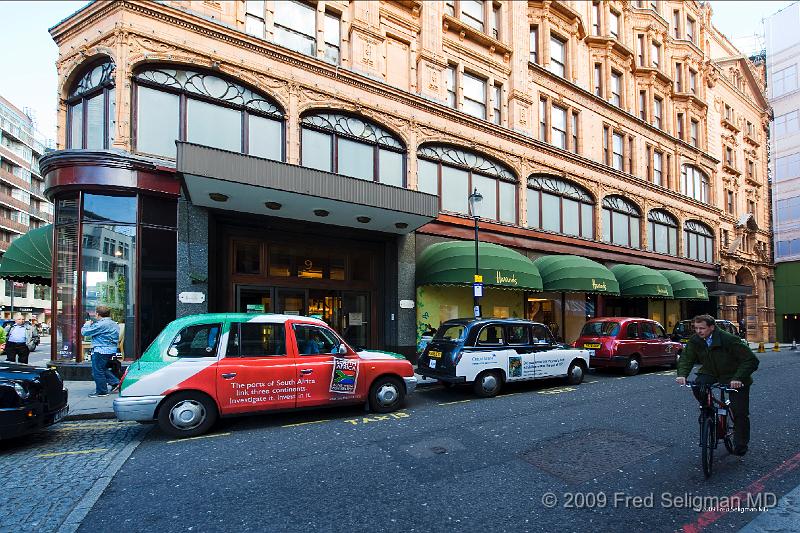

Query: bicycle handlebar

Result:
[682,380,739,393]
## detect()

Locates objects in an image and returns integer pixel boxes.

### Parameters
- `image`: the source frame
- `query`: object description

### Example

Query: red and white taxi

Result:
[113,313,416,437]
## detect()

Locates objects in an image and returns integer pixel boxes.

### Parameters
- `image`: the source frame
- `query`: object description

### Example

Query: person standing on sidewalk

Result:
[81,305,120,398]
[3,314,38,364]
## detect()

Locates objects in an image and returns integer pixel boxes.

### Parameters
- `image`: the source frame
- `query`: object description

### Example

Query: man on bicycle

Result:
[676,314,759,456]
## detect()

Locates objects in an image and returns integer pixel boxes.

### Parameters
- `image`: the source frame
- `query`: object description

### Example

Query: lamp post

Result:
[468,188,483,318]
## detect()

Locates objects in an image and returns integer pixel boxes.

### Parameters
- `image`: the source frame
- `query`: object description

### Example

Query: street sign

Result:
[474,274,483,283]
[473,282,483,297]
[473,305,481,318]
[178,292,206,304]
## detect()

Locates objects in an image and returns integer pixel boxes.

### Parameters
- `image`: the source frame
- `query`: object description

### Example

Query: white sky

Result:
[0,0,795,144]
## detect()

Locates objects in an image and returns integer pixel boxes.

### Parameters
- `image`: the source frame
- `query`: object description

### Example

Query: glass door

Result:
[308,290,341,331]
[236,285,274,313]
[276,288,305,316]
[342,292,369,350]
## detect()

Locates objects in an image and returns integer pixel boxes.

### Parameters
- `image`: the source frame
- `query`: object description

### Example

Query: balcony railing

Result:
[0,166,33,191]
[0,191,32,212]
[0,215,28,234]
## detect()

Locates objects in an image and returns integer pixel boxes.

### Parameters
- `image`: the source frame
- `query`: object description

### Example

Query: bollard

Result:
[792,339,797,351]
[773,342,781,352]
[757,342,765,353]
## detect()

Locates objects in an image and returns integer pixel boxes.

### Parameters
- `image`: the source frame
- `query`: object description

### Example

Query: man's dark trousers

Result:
[5,341,29,364]
[692,373,750,449]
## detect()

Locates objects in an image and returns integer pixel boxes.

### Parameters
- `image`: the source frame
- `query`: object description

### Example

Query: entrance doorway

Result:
[236,285,371,349]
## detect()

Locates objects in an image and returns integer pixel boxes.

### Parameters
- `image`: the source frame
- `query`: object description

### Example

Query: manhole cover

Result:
[519,429,666,484]
[430,446,448,455]
[404,437,465,459]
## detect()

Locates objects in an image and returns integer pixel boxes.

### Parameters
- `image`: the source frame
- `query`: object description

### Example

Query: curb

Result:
[64,412,116,421]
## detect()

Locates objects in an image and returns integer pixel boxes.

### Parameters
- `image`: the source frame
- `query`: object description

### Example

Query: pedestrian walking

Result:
[81,305,121,398]
[3,313,38,364]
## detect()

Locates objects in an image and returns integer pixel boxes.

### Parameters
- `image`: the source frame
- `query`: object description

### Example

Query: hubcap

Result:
[628,359,639,371]
[169,399,206,430]
[482,374,498,391]
[571,366,583,380]
[376,383,399,406]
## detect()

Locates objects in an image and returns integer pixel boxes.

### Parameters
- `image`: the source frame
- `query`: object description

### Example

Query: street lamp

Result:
[468,188,483,319]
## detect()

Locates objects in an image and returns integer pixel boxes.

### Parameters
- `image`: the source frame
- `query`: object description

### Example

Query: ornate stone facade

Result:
[49,0,774,339]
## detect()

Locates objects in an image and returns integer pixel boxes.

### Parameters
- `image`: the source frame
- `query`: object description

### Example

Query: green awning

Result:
[610,264,673,298]
[659,270,709,300]
[416,241,543,290]
[0,224,52,286]
[533,255,619,295]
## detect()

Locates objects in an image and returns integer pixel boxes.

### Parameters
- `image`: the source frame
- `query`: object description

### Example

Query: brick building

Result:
[41,1,773,361]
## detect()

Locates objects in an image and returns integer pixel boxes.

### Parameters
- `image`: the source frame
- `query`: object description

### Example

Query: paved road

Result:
[64,349,799,533]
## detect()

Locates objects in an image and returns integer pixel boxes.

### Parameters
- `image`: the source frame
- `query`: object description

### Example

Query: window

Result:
[747,121,756,137]
[477,324,505,345]
[301,112,405,186]
[530,26,539,63]
[681,165,709,203]
[463,72,487,120]
[492,84,502,125]
[446,64,457,108]
[602,196,641,248]
[549,34,566,77]
[746,159,755,179]
[611,71,622,107]
[651,42,660,69]
[245,0,265,37]
[673,10,681,38]
[273,1,317,56]
[747,199,756,214]
[653,96,663,129]
[227,323,287,357]
[684,221,714,263]
[294,324,340,355]
[639,90,647,121]
[539,98,547,140]
[777,197,800,223]
[418,144,517,223]
[653,150,663,186]
[648,209,678,255]
[690,119,699,147]
[626,322,640,339]
[66,59,115,149]
[540,98,579,153]
[637,35,645,66]
[609,10,620,39]
[675,63,683,92]
[725,146,734,167]
[571,111,579,154]
[776,152,800,181]
[4,282,27,298]
[324,12,341,64]
[722,229,730,248]
[491,3,501,39]
[527,175,594,239]
[507,325,530,345]
[676,112,685,140]
[612,131,624,170]
[592,2,601,36]
[134,67,284,160]
[686,16,695,42]
[168,323,221,357]
[774,110,800,137]
[772,65,798,98]
[461,0,485,32]
[724,104,733,121]
[551,105,567,149]
[689,69,697,94]
[594,63,603,97]
[445,0,455,16]
[726,190,735,214]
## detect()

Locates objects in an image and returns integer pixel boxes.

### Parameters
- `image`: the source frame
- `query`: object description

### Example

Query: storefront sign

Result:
[178,292,206,304]
[246,304,265,313]
[473,282,483,297]
[496,271,518,286]
[399,300,415,309]
[656,286,669,296]
[591,279,607,291]
[348,312,363,326]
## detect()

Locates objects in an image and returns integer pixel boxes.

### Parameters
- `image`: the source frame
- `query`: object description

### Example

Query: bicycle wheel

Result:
[723,414,735,454]
[701,415,715,478]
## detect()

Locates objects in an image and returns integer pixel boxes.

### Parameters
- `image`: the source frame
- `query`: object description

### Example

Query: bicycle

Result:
[685,380,738,478]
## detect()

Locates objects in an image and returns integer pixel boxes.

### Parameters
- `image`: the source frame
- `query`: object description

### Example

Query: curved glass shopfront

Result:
[53,192,177,361]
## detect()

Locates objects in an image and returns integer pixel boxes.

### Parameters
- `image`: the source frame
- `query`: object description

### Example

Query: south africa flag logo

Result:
[330,357,359,394]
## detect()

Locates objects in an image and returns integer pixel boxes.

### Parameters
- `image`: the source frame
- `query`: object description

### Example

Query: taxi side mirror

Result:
[167,346,179,357]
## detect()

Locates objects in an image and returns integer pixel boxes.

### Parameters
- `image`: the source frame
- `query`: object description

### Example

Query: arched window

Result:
[300,112,405,186]
[417,144,517,223]
[67,59,115,149]
[648,209,678,255]
[133,67,284,160]
[684,220,714,262]
[527,175,594,238]
[602,196,641,248]
[680,165,710,203]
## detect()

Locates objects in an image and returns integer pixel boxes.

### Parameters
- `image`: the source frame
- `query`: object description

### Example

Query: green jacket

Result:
[677,327,759,385]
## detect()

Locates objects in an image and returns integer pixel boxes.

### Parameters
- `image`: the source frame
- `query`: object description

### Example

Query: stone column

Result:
[417,0,446,101]
[396,232,417,359]
[176,194,209,317]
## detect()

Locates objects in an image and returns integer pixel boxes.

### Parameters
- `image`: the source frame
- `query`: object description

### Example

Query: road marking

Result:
[438,399,472,406]
[57,421,134,431]
[343,411,411,425]
[166,432,231,444]
[37,448,109,458]
[583,380,599,384]
[282,419,330,428]
[537,386,576,395]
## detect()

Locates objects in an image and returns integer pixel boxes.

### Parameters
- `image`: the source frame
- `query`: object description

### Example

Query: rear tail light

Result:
[452,349,463,365]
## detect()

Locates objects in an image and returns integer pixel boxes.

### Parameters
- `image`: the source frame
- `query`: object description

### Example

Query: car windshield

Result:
[434,324,466,342]
[674,322,690,335]
[580,321,620,337]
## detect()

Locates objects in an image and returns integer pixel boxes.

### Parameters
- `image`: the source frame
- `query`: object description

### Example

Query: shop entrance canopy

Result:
[659,270,709,300]
[611,264,673,298]
[533,255,620,295]
[0,224,52,286]
[416,241,543,290]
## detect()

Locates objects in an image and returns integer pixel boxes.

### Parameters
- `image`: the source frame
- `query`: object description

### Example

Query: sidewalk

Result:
[64,381,117,420]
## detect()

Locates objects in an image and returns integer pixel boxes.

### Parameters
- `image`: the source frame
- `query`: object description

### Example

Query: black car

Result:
[672,319,740,344]
[0,362,68,439]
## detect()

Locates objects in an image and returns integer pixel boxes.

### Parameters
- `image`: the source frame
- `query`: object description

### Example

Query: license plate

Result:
[429,359,437,369]
[53,406,68,424]
[584,343,601,349]
[428,350,442,359]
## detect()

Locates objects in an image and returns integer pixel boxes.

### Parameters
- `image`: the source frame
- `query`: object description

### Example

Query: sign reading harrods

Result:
[656,286,670,296]
[496,271,518,286]
[591,279,607,291]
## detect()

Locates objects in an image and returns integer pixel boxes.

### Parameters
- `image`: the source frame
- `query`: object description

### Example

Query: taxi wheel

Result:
[473,370,502,398]
[157,392,218,438]
[623,357,640,376]
[566,361,585,385]
[369,376,405,413]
